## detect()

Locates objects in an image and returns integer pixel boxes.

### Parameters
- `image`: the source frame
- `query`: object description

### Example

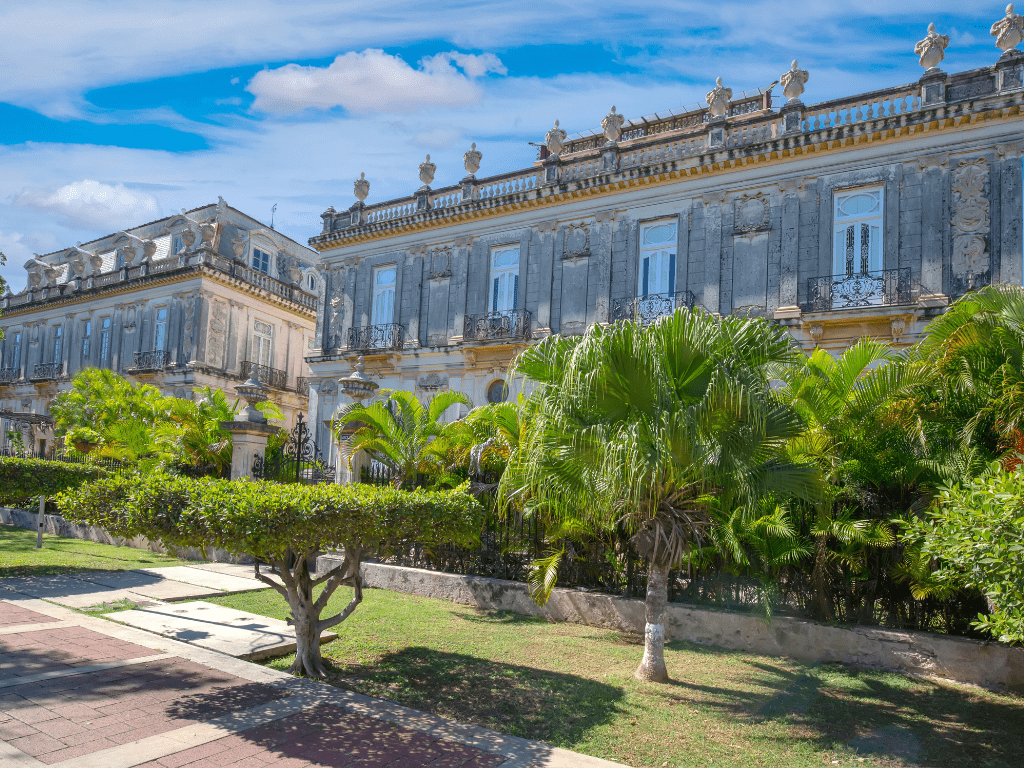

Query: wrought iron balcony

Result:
[296,377,311,397]
[611,290,696,324]
[0,369,19,385]
[806,268,912,312]
[130,350,171,372]
[463,309,532,342]
[30,363,64,382]
[241,361,289,390]
[348,323,404,352]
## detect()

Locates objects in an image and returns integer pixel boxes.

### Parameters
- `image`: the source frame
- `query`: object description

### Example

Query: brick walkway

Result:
[0,598,625,768]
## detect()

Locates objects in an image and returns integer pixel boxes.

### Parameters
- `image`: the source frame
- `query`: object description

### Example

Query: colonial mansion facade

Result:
[303,14,1024,453]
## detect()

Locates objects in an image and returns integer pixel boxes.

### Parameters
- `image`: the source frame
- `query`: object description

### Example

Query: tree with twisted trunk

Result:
[504,309,816,683]
[60,472,481,679]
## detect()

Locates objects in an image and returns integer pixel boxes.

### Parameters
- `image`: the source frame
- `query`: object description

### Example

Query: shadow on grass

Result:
[455,609,551,626]
[321,646,624,746]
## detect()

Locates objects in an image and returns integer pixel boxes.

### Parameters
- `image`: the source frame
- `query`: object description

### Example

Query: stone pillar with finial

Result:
[331,356,380,484]
[542,119,567,185]
[705,77,732,150]
[220,375,278,480]
[461,143,481,201]
[416,155,436,212]
[916,23,950,105]
[600,107,624,171]
[349,172,369,226]
[993,4,1024,92]
[780,60,809,133]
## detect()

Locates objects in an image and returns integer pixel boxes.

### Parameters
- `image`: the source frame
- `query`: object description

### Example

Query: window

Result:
[253,320,273,367]
[153,307,168,351]
[81,320,92,358]
[487,379,509,404]
[253,248,271,274]
[307,273,317,292]
[52,326,63,364]
[371,265,397,326]
[99,318,111,364]
[489,245,519,312]
[833,186,883,276]
[7,332,20,369]
[172,234,185,254]
[639,220,678,297]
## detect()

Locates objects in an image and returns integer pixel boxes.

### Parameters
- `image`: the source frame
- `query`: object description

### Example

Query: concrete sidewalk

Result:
[0,594,630,768]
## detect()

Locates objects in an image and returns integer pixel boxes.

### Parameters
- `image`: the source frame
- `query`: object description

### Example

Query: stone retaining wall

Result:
[329,558,1024,692]
[0,507,246,564]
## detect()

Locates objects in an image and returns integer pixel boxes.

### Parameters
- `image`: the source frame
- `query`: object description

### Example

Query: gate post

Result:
[221,376,278,481]
[335,356,380,485]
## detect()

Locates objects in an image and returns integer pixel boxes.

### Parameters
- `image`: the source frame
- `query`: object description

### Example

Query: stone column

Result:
[919,153,949,304]
[997,141,1024,286]
[702,192,726,315]
[533,221,557,336]
[449,236,473,343]
[776,178,802,318]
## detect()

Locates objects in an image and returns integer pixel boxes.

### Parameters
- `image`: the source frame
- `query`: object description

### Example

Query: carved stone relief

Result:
[734,192,770,234]
[207,300,228,368]
[429,246,452,279]
[950,158,990,279]
[181,293,197,362]
[417,372,449,391]
[562,222,591,261]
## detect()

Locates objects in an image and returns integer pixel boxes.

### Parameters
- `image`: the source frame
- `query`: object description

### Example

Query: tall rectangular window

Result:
[833,186,883,276]
[81,320,92,358]
[52,326,63,364]
[7,332,20,370]
[253,248,271,275]
[639,220,678,297]
[153,307,168,351]
[253,320,273,367]
[371,265,397,326]
[172,234,185,254]
[99,318,111,364]
[489,245,520,312]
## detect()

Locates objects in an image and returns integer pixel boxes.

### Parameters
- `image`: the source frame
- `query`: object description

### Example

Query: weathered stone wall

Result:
[0,506,247,564]
[331,559,1024,693]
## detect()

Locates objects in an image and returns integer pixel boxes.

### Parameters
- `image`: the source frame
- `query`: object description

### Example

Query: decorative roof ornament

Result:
[780,61,809,102]
[915,23,950,69]
[601,106,625,144]
[545,119,567,156]
[354,172,369,202]
[418,154,436,186]
[706,77,732,118]
[463,143,482,175]
[992,4,1024,52]
[338,356,379,403]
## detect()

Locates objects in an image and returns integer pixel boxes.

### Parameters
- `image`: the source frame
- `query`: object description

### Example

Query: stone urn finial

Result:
[234,375,269,424]
[780,60,809,102]
[916,23,950,69]
[419,154,436,186]
[338,356,379,403]
[354,172,369,202]
[992,4,1024,52]
[463,143,482,175]
[545,119,567,156]
[706,77,733,118]
[601,106,625,144]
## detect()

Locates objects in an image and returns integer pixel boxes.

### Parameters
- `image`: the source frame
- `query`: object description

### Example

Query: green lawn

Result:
[0,524,193,577]
[209,586,1024,768]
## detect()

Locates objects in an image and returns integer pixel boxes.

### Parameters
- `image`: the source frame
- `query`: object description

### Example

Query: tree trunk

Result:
[635,560,670,683]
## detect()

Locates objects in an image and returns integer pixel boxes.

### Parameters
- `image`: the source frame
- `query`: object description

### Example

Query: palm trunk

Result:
[811,533,833,621]
[635,560,670,683]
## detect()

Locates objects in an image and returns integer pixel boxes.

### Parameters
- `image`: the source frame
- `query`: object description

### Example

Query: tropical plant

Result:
[333,389,470,487]
[504,309,817,682]
[60,471,482,677]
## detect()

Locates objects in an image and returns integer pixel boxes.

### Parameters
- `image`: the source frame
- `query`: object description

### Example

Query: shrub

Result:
[59,472,482,677]
[0,458,102,507]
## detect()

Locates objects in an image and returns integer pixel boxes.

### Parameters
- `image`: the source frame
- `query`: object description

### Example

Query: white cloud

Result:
[13,180,161,231]
[246,49,506,114]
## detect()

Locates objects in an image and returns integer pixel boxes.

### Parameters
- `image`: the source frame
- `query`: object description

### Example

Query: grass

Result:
[0,523,193,577]
[208,586,1024,768]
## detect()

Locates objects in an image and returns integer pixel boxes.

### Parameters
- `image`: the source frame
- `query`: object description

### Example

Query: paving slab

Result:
[0,575,156,610]
[137,566,269,594]
[105,601,336,661]
[187,562,260,579]
[70,571,223,602]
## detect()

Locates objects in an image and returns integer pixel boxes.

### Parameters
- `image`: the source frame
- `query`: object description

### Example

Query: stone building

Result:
[0,199,321,455]
[299,13,1024,460]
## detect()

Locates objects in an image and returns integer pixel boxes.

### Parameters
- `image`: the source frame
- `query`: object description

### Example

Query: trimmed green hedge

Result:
[58,471,482,562]
[0,458,102,507]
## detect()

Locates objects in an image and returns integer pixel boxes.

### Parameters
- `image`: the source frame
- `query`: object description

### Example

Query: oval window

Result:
[376,267,397,286]
[493,248,518,268]
[487,379,508,404]
[838,193,879,217]
[643,223,676,245]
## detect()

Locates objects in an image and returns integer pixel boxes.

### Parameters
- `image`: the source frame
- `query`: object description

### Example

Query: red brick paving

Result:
[0,658,288,764]
[0,624,158,683]
[0,601,56,628]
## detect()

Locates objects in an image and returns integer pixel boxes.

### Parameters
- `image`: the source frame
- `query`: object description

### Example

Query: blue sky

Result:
[0,1,1008,292]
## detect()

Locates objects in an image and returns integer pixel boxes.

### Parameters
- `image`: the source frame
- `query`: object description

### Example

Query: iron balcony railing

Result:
[806,268,912,312]
[296,377,311,397]
[241,361,289,390]
[130,350,171,371]
[611,290,696,324]
[463,309,532,342]
[30,362,64,381]
[0,369,18,385]
[348,323,404,352]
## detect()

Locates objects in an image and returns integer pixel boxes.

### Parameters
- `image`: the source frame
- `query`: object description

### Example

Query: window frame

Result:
[638,218,679,298]
[252,247,272,275]
[99,317,111,364]
[253,320,274,368]
[832,185,885,277]
[52,325,63,364]
[81,319,92,359]
[370,264,398,326]
[488,244,520,313]
[153,306,169,352]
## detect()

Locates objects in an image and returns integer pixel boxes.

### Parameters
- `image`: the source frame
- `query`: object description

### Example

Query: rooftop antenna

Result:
[270,204,278,230]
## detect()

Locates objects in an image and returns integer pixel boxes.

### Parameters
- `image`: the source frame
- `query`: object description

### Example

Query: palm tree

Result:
[504,308,816,682]
[333,389,470,487]
[772,337,931,620]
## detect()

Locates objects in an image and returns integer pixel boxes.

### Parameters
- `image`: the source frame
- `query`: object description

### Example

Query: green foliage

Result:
[909,466,1024,644]
[0,457,102,506]
[58,471,483,563]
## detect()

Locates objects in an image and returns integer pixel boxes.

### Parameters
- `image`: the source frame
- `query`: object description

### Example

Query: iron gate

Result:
[252,413,335,484]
